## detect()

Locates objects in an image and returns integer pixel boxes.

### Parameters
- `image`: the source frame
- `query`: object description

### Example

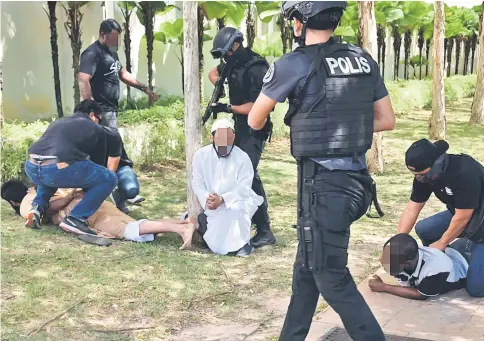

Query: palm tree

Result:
[358,1,384,174]
[118,1,137,107]
[375,2,404,76]
[63,1,88,106]
[429,1,446,140]
[470,2,484,125]
[246,2,256,48]
[137,1,175,106]
[45,1,63,118]
[471,4,483,73]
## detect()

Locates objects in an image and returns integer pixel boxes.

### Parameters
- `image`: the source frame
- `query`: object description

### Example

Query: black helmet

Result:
[210,27,244,59]
[281,1,347,21]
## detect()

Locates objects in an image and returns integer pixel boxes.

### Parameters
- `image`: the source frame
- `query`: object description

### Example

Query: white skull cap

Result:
[211,118,235,133]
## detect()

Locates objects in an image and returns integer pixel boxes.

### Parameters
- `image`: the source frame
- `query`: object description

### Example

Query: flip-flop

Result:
[77,234,113,247]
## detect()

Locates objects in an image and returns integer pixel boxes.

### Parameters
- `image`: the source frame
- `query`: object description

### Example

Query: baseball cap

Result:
[211,118,234,133]
[405,139,449,172]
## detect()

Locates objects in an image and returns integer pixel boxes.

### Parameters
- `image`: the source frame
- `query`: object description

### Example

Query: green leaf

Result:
[252,32,282,57]
[386,9,404,22]
[259,9,280,23]
[202,1,229,20]
[333,26,355,37]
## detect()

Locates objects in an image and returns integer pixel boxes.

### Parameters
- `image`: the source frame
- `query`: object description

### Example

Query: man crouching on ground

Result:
[1,180,195,249]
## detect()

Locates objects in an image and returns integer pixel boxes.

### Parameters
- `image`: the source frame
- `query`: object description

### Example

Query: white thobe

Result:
[191,145,264,255]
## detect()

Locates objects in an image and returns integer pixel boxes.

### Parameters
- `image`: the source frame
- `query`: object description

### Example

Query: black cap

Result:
[405,139,449,172]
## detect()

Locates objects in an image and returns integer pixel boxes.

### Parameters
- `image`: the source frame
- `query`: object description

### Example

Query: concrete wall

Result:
[1,1,480,122]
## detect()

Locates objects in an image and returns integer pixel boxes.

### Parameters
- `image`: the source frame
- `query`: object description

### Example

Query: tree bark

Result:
[471,32,478,74]
[183,1,203,239]
[392,26,402,80]
[455,36,462,75]
[429,1,446,139]
[246,2,255,49]
[47,1,63,118]
[404,29,411,80]
[140,2,155,106]
[122,4,133,107]
[426,39,431,77]
[359,2,384,174]
[197,5,204,100]
[446,37,454,77]
[418,28,425,80]
[463,37,471,75]
[470,2,484,125]
[64,3,84,106]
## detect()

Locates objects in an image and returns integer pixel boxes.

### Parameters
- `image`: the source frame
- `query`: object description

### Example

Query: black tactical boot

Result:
[250,226,276,248]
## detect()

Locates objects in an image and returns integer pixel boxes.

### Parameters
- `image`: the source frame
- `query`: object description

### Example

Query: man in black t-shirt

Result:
[78,19,158,129]
[397,139,484,297]
[103,127,140,214]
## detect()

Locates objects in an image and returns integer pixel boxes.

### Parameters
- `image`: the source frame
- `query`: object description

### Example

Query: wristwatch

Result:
[139,85,147,92]
[227,104,232,113]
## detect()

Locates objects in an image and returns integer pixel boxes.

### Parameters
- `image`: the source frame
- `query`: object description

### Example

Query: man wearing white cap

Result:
[191,118,264,256]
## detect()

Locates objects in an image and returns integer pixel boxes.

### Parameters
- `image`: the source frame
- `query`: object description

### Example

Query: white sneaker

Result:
[127,195,145,205]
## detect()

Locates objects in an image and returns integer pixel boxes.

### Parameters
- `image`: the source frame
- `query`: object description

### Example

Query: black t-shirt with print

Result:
[410,154,483,213]
[80,41,122,111]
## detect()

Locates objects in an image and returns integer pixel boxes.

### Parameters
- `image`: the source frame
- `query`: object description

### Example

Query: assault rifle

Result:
[202,63,230,125]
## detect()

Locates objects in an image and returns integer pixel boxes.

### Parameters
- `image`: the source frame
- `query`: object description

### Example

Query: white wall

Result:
[1,1,480,122]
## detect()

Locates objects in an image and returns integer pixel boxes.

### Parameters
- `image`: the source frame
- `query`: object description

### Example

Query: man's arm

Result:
[397,201,426,234]
[431,208,474,249]
[248,93,277,130]
[373,96,396,132]
[369,275,427,300]
[107,157,121,172]
[78,50,97,100]
[119,69,158,102]
[46,192,76,216]
[208,66,219,85]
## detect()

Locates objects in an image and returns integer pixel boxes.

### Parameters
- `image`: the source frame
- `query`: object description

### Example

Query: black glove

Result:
[250,118,273,142]
[211,102,232,114]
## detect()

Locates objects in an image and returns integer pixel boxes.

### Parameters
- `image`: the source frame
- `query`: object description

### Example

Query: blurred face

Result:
[211,128,235,157]
[100,31,120,52]
[225,42,240,57]
[381,244,410,276]
[89,111,102,124]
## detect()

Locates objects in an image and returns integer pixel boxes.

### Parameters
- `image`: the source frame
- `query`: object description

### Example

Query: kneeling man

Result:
[191,119,264,256]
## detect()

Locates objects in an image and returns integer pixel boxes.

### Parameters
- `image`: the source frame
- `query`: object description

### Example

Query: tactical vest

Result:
[228,50,269,106]
[288,42,376,158]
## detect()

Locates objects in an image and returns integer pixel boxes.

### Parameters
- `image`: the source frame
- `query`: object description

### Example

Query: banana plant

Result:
[252,32,283,58]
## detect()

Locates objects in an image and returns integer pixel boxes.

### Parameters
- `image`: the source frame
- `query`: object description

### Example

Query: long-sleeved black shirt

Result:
[28,113,107,165]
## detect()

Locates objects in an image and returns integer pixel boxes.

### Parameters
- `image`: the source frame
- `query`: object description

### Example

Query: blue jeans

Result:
[416,210,484,297]
[116,166,140,201]
[24,160,117,220]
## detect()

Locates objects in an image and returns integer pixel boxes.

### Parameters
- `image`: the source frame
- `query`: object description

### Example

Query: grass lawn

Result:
[1,98,483,341]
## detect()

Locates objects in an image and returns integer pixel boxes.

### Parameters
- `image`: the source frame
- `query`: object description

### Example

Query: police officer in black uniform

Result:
[208,27,276,248]
[248,2,396,340]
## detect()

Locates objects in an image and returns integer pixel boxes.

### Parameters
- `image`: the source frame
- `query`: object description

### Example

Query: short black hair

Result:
[1,180,28,215]
[73,99,103,116]
[383,233,419,264]
[100,19,122,35]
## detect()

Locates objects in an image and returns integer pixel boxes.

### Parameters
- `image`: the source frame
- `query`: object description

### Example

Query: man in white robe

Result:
[191,118,264,256]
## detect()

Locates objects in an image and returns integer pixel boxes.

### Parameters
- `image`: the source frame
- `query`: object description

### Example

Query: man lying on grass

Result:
[1,180,195,248]
[369,233,470,299]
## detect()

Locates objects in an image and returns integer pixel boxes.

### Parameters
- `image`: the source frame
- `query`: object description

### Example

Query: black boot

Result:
[250,225,276,248]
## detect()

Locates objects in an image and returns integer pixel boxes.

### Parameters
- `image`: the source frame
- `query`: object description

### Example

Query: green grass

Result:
[2,98,483,340]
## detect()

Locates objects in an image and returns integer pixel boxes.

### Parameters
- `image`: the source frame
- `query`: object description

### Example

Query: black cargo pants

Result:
[279,161,386,341]
[233,115,270,228]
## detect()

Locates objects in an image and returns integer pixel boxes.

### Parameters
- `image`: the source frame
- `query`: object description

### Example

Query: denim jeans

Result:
[116,166,140,201]
[24,160,117,220]
[415,210,484,297]
[101,111,118,129]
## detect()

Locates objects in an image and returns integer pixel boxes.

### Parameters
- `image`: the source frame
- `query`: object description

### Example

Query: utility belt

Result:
[293,157,384,270]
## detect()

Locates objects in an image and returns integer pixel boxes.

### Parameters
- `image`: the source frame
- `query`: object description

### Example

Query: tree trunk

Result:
[471,32,478,74]
[454,36,462,75]
[47,1,63,118]
[418,28,425,80]
[446,37,454,77]
[216,18,225,30]
[463,37,471,75]
[64,3,84,106]
[197,5,204,100]
[429,1,446,139]
[122,6,133,107]
[279,14,288,54]
[382,35,386,77]
[246,2,255,49]
[377,25,383,69]
[183,1,203,242]
[392,26,402,80]
[470,2,484,125]
[141,3,155,106]
[359,2,383,174]
[404,29,411,80]
[444,38,448,65]
[426,39,431,77]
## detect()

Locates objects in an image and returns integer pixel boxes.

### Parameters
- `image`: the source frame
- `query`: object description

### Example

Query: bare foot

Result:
[179,222,196,250]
